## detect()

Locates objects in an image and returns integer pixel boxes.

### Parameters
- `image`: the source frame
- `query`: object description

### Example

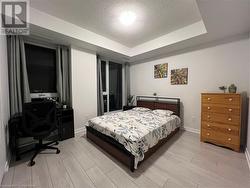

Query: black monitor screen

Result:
[25,43,57,93]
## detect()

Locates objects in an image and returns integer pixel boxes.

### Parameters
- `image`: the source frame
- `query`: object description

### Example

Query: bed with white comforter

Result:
[86,108,181,168]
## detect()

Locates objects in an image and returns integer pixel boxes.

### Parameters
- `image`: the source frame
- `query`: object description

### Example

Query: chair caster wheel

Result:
[56,149,60,154]
[29,161,35,166]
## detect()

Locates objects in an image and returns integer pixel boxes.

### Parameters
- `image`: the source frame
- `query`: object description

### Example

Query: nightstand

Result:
[123,106,136,111]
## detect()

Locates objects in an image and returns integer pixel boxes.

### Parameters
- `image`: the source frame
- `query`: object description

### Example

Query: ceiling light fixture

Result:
[119,11,136,26]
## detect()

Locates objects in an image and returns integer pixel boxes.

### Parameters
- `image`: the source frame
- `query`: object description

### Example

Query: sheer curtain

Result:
[7,35,31,116]
[56,46,72,106]
[97,56,104,116]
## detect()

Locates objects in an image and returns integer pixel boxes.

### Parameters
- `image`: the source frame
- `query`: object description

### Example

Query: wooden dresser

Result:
[201,93,243,152]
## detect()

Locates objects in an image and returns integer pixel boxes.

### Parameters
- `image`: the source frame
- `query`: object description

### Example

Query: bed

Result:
[86,96,181,171]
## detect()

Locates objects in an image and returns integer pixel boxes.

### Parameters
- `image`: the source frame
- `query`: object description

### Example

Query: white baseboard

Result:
[245,148,250,171]
[182,126,200,134]
[4,161,9,172]
[75,126,86,135]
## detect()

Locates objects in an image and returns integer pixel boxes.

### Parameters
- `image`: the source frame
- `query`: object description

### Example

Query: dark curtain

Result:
[56,46,72,106]
[124,62,130,105]
[7,35,31,116]
[97,56,104,116]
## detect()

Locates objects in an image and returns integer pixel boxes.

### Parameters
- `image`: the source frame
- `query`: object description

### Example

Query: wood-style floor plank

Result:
[31,155,53,188]
[88,145,118,174]
[2,130,250,188]
[86,166,116,188]
[59,152,95,188]
[107,168,139,188]
[60,139,96,171]
[142,163,171,187]
[1,166,14,187]
[163,178,198,188]
[11,162,32,188]
[45,154,74,188]
[132,174,161,188]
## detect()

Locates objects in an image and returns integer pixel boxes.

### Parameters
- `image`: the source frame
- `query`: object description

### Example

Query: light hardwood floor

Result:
[1,130,250,188]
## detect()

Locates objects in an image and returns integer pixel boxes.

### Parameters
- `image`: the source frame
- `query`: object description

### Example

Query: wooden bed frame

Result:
[86,96,181,172]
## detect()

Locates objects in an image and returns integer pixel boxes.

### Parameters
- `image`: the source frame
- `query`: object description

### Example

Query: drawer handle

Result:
[228,128,232,131]
[207,97,211,101]
[207,107,211,110]
[228,138,232,141]
[207,124,210,127]
[228,98,233,102]
[207,115,210,119]
[206,133,210,136]
[228,108,233,112]
[228,118,232,121]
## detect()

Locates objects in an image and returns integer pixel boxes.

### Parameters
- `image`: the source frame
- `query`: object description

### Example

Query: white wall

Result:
[71,47,97,132]
[247,34,250,154]
[0,36,10,182]
[130,38,250,131]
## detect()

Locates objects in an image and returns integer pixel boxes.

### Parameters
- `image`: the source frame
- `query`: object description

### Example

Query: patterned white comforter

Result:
[86,110,181,168]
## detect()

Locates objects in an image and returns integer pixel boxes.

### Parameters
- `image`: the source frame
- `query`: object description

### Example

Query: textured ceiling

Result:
[30,0,202,47]
[29,0,250,63]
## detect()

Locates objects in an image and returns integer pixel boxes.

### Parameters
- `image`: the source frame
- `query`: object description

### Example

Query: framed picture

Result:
[154,63,168,78]
[171,68,188,85]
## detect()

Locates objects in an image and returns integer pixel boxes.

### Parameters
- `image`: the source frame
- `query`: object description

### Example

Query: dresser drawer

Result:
[202,104,240,115]
[202,94,240,106]
[201,121,239,136]
[202,112,240,126]
[201,129,240,146]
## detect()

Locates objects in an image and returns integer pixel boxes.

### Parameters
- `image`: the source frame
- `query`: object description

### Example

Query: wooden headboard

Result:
[136,96,180,116]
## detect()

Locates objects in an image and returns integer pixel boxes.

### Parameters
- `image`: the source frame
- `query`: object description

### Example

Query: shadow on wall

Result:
[241,91,249,150]
[180,102,184,128]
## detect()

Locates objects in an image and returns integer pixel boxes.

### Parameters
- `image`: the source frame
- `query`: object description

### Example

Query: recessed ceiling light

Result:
[119,11,136,26]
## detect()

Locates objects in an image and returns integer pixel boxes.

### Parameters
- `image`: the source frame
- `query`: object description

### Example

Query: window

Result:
[101,61,106,92]
[101,60,123,112]
[25,43,57,94]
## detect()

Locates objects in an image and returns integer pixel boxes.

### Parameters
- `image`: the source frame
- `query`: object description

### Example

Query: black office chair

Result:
[22,100,60,166]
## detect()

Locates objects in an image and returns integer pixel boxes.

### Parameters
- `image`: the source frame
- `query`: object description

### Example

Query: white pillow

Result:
[152,109,174,116]
[132,107,151,112]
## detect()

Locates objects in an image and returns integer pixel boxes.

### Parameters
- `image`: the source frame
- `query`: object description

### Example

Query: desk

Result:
[57,108,74,140]
[9,108,74,161]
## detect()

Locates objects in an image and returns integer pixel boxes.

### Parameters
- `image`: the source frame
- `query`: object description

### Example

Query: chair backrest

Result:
[22,100,56,138]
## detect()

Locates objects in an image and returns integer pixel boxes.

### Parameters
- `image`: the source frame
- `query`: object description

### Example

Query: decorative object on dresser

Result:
[218,86,227,93]
[200,93,246,152]
[228,84,237,93]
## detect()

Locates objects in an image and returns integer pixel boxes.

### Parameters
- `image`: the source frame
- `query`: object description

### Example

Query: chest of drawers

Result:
[200,93,243,151]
